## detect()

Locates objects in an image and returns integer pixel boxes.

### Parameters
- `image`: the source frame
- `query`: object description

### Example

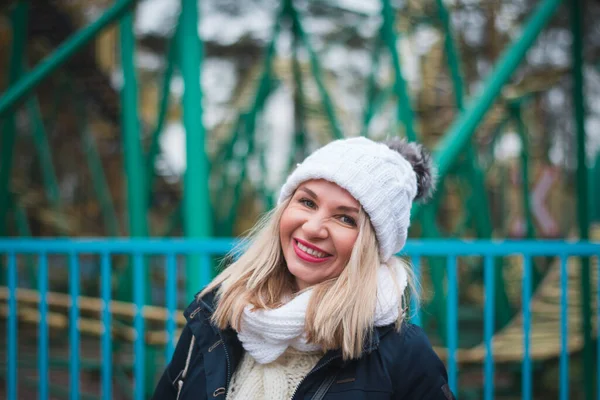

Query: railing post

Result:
[570,0,593,398]
[119,5,154,397]
[180,0,213,296]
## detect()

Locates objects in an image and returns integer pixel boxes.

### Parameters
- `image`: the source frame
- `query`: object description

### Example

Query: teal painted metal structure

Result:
[569,1,593,398]
[179,0,213,297]
[2,238,599,399]
[0,0,597,397]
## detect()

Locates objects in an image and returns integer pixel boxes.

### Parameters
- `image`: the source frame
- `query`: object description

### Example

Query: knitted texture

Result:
[237,258,408,364]
[227,348,322,400]
[278,137,418,262]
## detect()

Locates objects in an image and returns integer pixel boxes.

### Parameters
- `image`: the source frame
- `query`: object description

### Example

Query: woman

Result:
[152,137,452,399]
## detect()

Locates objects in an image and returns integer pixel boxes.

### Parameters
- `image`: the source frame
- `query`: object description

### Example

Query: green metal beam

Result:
[593,153,600,222]
[381,0,417,141]
[27,98,68,234]
[120,11,148,238]
[73,89,120,236]
[288,2,343,140]
[146,21,179,210]
[0,2,27,286]
[361,38,381,137]
[180,0,212,296]
[436,0,465,110]
[510,105,535,239]
[0,0,137,118]
[570,0,593,398]
[290,17,308,165]
[430,0,561,191]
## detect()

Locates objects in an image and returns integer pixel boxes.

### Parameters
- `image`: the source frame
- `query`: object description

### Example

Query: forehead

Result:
[296,179,359,206]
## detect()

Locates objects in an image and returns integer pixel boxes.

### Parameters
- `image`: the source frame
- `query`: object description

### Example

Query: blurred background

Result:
[0,0,599,399]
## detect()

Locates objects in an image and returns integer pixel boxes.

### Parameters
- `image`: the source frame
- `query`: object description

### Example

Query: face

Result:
[279,179,360,291]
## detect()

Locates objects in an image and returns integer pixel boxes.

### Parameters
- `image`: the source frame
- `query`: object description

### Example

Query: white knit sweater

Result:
[227,348,323,400]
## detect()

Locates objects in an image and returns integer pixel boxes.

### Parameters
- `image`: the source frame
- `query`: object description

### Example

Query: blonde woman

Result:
[152,137,452,399]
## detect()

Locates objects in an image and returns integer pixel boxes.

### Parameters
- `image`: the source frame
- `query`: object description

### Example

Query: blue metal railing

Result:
[1,239,599,400]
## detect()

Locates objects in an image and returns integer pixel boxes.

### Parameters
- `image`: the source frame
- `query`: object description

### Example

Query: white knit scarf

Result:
[237,259,408,364]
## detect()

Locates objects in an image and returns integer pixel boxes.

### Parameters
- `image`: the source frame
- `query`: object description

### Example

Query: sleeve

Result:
[150,323,195,400]
[392,324,454,400]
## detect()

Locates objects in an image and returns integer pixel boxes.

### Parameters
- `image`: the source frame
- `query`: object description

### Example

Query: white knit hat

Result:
[278,137,434,262]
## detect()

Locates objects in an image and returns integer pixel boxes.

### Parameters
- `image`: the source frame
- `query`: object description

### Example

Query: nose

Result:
[302,213,328,239]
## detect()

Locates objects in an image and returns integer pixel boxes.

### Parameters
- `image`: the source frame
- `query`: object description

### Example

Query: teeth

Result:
[296,241,327,258]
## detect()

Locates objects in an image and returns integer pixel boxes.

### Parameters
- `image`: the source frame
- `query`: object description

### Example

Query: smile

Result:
[293,239,332,263]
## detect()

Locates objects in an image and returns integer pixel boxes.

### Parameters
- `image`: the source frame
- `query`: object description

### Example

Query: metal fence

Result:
[1,239,599,400]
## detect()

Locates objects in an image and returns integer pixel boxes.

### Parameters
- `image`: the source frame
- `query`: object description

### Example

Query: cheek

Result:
[336,231,359,261]
[278,209,295,244]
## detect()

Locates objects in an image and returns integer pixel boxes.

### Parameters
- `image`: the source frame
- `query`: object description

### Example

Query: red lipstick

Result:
[293,239,332,263]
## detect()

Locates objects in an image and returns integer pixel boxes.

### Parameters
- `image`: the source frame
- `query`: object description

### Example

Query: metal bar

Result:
[38,253,49,400]
[435,0,464,110]
[79,108,120,236]
[7,252,17,400]
[446,256,458,395]
[68,77,120,236]
[146,21,179,209]
[511,105,536,239]
[0,0,137,117]
[430,0,561,189]
[0,1,27,242]
[0,239,598,255]
[411,255,421,326]
[522,255,532,400]
[180,0,213,296]
[381,0,417,141]
[288,3,343,140]
[483,255,494,400]
[119,4,148,302]
[361,37,381,137]
[290,18,308,168]
[570,1,593,398]
[120,7,147,239]
[133,253,145,400]
[166,253,177,360]
[27,98,65,227]
[69,252,80,400]
[559,254,568,400]
[101,253,112,400]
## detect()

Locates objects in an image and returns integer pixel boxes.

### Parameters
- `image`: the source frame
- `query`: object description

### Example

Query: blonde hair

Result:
[200,197,417,360]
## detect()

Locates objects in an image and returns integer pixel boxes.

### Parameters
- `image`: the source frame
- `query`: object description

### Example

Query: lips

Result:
[293,238,332,263]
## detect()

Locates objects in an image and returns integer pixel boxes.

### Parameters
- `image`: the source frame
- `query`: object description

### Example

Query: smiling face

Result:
[279,179,361,291]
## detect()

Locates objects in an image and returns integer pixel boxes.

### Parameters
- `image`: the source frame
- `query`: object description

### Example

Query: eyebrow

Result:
[298,186,359,213]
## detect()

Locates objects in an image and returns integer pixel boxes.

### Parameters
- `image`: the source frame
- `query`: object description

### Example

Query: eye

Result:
[298,198,316,209]
[339,215,357,227]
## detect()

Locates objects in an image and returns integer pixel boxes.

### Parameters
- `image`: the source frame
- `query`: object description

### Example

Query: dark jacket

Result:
[152,289,453,399]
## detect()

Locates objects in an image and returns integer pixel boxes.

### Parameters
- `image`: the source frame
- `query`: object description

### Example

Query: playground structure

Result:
[0,0,599,399]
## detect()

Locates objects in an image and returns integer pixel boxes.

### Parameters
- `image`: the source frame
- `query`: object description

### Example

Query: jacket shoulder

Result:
[183,287,219,321]
[382,323,453,399]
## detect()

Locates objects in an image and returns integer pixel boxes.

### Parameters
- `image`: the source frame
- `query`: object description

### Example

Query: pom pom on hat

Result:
[278,137,436,261]
[382,138,437,202]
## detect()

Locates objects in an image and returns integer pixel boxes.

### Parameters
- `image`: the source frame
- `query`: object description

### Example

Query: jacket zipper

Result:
[190,302,231,397]
[290,354,342,400]
[189,305,202,319]
[217,331,232,397]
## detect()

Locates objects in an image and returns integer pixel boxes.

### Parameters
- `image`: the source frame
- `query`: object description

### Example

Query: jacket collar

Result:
[183,287,396,353]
